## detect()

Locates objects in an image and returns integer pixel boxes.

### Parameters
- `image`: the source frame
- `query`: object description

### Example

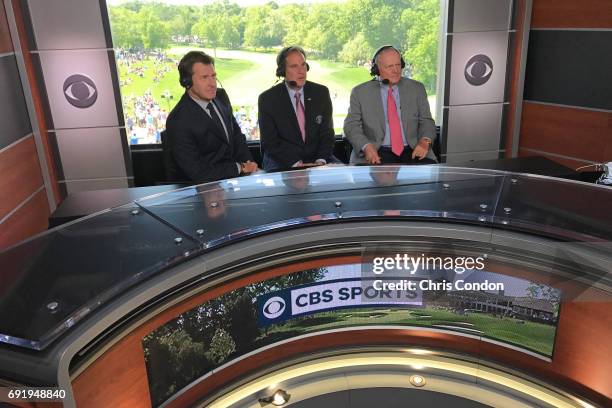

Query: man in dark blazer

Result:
[258,46,336,171]
[165,51,258,183]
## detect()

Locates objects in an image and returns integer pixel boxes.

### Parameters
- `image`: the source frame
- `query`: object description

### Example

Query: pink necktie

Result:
[387,87,404,156]
[295,91,306,142]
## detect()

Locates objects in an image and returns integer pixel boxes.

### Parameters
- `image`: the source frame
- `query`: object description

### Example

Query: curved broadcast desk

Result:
[0,167,610,408]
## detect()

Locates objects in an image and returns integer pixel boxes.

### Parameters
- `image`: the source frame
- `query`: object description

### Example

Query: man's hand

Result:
[241,161,258,174]
[363,144,381,165]
[411,138,431,160]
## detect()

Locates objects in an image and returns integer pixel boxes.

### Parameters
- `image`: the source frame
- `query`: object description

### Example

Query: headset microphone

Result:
[288,80,298,87]
[372,77,390,85]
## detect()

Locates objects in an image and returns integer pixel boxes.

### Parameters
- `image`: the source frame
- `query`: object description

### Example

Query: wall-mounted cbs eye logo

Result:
[63,74,98,108]
[464,54,493,86]
[262,296,286,319]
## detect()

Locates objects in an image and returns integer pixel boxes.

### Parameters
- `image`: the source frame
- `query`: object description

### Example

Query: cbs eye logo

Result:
[464,54,493,86]
[262,296,286,319]
[63,74,98,108]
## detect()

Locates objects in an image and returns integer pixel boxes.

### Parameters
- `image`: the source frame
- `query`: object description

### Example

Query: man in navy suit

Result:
[258,46,336,171]
[165,51,258,183]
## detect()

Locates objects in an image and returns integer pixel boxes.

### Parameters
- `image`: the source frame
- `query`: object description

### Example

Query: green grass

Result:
[117,57,254,116]
[263,307,556,356]
[117,49,439,127]
[317,60,371,90]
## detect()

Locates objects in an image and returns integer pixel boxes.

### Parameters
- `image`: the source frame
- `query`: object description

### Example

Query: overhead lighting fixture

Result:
[410,374,426,387]
[259,389,291,406]
[407,348,432,355]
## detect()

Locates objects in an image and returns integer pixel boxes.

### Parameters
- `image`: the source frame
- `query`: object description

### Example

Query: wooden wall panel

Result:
[72,335,151,408]
[10,0,61,205]
[552,301,612,400]
[504,0,527,157]
[532,0,612,29]
[0,136,44,220]
[0,2,13,53]
[519,102,612,166]
[0,189,48,249]
[517,148,592,171]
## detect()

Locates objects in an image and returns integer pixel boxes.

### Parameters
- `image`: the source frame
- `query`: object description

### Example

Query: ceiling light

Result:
[407,348,432,355]
[410,374,426,387]
[259,389,291,406]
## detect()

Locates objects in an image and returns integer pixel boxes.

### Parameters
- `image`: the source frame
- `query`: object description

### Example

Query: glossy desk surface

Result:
[2,165,611,352]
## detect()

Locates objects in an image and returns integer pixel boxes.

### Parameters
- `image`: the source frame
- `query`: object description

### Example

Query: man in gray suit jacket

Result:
[344,46,437,165]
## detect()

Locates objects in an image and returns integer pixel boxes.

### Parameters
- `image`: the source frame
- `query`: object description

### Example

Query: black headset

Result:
[370,45,405,76]
[178,51,214,89]
[276,46,310,77]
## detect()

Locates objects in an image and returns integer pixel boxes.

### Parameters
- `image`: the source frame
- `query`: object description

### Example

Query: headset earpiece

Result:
[179,74,192,89]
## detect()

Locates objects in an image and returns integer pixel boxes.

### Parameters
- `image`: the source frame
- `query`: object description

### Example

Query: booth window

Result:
[105,0,441,145]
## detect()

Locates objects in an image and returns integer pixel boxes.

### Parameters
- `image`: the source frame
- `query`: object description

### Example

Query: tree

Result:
[243,5,283,49]
[142,267,327,405]
[401,0,440,93]
[279,4,308,46]
[143,329,210,405]
[202,16,222,56]
[191,21,205,46]
[207,328,236,364]
[339,32,374,65]
[220,16,241,49]
[525,283,561,318]
[169,8,198,37]
[345,0,408,47]
[303,4,347,59]
[109,7,143,48]
[139,8,170,49]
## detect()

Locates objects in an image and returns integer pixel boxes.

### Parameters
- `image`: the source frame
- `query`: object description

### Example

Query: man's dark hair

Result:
[178,51,215,88]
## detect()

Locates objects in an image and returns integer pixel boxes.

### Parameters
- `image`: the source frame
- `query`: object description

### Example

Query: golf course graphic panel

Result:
[143,264,560,407]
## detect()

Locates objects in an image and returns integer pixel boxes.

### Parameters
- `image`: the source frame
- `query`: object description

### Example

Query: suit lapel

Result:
[303,82,314,143]
[213,100,234,158]
[369,82,386,136]
[205,100,230,145]
[398,79,410,132]
[213,99,232,138]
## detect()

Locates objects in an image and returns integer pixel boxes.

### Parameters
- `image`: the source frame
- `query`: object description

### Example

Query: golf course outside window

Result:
[106,0,441,145]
